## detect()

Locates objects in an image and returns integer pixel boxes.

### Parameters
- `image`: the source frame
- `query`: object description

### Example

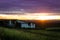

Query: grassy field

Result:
[0,27,60,40]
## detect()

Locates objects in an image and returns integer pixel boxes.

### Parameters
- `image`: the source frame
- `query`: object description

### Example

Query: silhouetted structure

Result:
[0,19,35,28]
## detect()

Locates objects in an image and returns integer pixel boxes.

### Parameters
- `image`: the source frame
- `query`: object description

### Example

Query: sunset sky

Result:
[0,0,60,20]
[0,0,60,14]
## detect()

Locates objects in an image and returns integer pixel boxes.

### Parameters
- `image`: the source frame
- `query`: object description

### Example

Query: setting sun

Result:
[36,16,60,20]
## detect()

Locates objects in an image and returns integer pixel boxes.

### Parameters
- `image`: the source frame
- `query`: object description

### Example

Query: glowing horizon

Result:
[0,13,60,20]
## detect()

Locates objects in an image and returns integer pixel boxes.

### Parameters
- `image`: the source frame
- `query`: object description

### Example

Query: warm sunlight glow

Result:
[0,13,60,20]
[36,16,60,20]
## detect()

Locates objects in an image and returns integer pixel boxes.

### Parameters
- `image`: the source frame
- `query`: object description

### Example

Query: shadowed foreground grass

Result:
[0,27,60,40]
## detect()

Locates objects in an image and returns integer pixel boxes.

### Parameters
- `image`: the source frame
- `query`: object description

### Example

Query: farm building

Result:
[0,20,35,28]
[16,20,35,28]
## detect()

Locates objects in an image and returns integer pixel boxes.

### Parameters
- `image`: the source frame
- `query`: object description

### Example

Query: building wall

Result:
[30,23,35,28]
[21,23,35,28]
[21,23,30,28]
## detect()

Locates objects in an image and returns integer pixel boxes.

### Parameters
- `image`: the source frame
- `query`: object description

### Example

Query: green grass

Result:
[0,27,60,40]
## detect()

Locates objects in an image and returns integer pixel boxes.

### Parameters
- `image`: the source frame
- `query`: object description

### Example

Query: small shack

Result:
[16,20,35,28]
